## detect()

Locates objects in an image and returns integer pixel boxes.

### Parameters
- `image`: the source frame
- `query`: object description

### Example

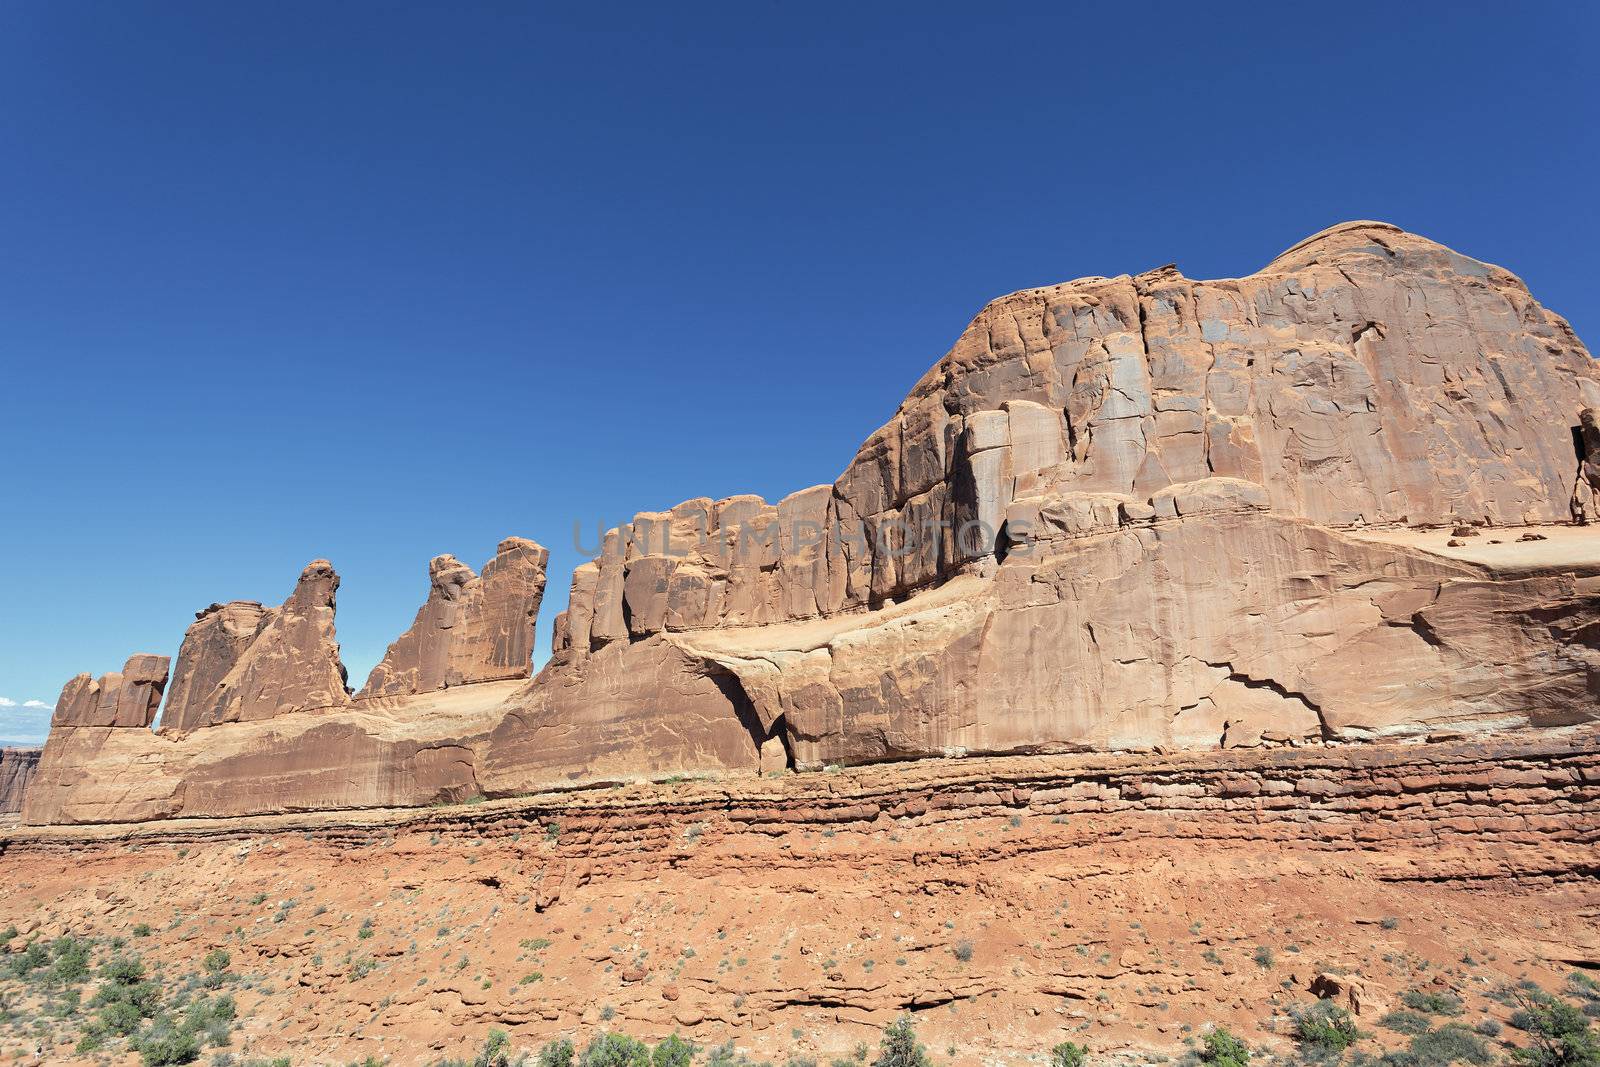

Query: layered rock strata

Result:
[359,537,550,699]
[22,221,1600,825]
[485,222,1600,791]
[0,748,40,814]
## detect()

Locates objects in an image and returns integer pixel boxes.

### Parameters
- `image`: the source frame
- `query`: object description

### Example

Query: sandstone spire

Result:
[159,560,349,732]
[359,537,550,699]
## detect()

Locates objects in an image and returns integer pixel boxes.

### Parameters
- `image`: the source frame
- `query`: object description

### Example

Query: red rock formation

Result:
[0,748,40,813]
[159,600,269,734]
[22,222,1600,824]
[359,537,550,699]
[50,654,171,729]
[487,222,1600,791]
[162,561,350,732]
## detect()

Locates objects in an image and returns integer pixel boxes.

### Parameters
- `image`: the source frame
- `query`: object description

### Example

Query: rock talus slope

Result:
[24,222,1600,824]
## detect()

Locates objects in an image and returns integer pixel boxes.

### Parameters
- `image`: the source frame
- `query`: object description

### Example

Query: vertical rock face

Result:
[159,601,269,734]
[160,561,349,732]
[556,222,1600,656]
[0,748,40,813]
[358,537,550,699]
[51,654,172,728]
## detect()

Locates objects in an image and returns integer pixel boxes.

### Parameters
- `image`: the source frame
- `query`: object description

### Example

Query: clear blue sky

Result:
[2,2,1595,744]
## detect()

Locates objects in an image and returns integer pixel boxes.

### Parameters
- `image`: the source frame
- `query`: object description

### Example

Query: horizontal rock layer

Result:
[4,733,1595,1064]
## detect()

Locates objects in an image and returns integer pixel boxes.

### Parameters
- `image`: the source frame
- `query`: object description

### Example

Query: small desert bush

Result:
[1401,990,1464,1017]
[1199,1027,1250,1067]
[1051,1041,1087,1067]
[1293,1001,1364,1053]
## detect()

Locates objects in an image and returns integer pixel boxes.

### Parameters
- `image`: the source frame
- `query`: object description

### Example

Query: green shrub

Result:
[653,1034,696,1067]
[1294,1002,1364,1052]
[579,1034,652,1067]
[101,953,149,986]
[134,1023,203,1065]
[100,998,145,1035]
[1253,947,1275,970]
[1383,1011,1436,1036]
[1200,1027,1250,1067]
[539,1038,576,1067]
[951,941,974,963]
[133,923,153,937]
[1051,1041,1087,1067]
[1408,1023,1493,1067]
[474,1029,513,1067]
[1402,990,1464,1017]
[874,1015,932,1067]
[1507,991,1600,1067]
[49,936,92,985]
[7,939,48,977]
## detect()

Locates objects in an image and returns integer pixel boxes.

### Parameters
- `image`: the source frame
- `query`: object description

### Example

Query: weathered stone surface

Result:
[359,537,550,699]
[51,654,171,729]
[166,561,350,730]
[0,748,40,813]
[159,601,268,734]
[21,222,1600,824]
[1571,407,1600,524]
[21,680,517,825]
[484,222,1600,787]
[560,223,1600,652]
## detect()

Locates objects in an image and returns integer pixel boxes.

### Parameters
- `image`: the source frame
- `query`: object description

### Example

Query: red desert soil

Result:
[2,733,1597,1065]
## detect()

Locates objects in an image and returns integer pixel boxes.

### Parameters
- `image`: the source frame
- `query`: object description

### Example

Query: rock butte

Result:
[19,221,1600,826]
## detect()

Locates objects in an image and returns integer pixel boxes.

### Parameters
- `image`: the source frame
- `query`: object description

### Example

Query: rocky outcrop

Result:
[487,222,1600,790]
[359,537,550,699]
[159,601,269,734]
[22,222,1600,824]
[160,561,349,733]
[0,748,40,813]
[553,222,1600,655]
[1571,408,1600,524]
[50,654,171,729]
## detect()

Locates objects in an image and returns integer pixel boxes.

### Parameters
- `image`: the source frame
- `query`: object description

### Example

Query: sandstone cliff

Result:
[483,221,1600,789]
[0,748,39,813]
[359,537,550,699]
[23,222,1600,824]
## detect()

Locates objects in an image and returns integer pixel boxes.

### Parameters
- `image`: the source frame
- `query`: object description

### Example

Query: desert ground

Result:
[2,734,1597,1066]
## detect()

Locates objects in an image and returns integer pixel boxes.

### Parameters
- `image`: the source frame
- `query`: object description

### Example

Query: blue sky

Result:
[2,2,1596,744]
